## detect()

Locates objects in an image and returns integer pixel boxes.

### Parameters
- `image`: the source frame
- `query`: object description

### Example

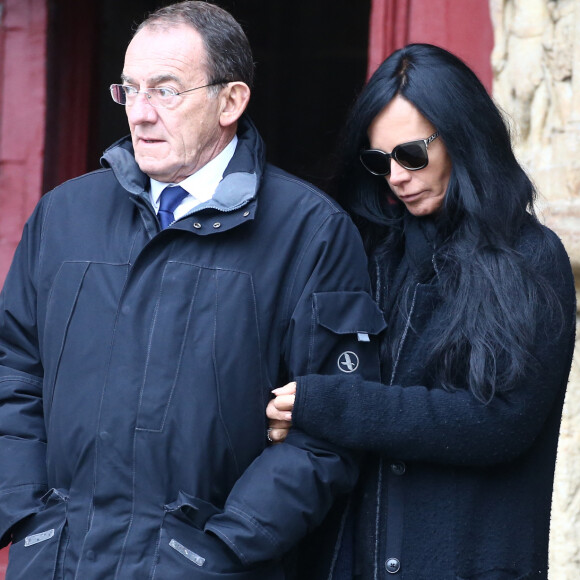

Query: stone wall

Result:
[490,1,580,577]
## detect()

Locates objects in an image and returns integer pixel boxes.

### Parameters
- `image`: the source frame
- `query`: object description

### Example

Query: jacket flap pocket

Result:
[314,291,386,335]
[166,491,221,529]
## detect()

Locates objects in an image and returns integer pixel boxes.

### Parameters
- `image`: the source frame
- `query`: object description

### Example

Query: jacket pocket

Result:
[134,263,265,483]
[151,491,284,580]
[309,291,386,379]
[42,261,129,427]
[6,488,69,580]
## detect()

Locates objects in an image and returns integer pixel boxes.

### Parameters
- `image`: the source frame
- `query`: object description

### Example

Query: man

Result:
[0,2,384,578]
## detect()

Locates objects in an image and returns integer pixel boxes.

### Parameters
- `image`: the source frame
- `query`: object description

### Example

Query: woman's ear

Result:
[219,82,251,127]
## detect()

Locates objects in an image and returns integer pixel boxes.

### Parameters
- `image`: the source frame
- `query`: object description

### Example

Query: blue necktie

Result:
[158,185,189,229]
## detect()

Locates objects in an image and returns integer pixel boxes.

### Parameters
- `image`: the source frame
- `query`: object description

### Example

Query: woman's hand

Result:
[266,382,296,443]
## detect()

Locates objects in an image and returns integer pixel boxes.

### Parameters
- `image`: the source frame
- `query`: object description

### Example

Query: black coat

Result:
[0,117,386,579]
[293,218,576,579]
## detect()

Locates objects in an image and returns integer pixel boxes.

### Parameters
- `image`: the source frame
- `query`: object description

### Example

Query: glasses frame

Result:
[359,131,440,176]
[109,80,230,109]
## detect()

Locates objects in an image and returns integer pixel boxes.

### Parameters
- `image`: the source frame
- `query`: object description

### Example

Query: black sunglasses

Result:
[360,131,440,176]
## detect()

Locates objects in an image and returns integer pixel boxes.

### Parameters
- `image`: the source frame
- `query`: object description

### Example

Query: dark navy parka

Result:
[0,117,385,579]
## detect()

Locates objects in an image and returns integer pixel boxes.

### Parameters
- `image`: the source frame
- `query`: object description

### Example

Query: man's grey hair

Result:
[136,1,254,92]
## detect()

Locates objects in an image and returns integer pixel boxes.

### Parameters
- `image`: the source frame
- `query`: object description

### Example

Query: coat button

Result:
[385,557,400,573]
[213,222,221,228]
[193,222,202,229]
[390,461,406,475]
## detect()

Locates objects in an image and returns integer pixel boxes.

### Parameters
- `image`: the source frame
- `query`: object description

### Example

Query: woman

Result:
[268,44,576,579]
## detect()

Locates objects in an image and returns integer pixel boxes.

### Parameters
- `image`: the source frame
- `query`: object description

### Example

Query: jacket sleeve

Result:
[292,230,576,467]
[205,211,385,565]
[0,203,49,548]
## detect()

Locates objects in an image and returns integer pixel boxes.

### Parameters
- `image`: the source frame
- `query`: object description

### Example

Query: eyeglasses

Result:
[359,132,440,176]
[109,80,229,109]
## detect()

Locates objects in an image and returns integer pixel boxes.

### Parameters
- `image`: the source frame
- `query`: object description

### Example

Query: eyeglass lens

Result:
[360,141,429,176]
[110,85,175,107]
[110,85,129,105]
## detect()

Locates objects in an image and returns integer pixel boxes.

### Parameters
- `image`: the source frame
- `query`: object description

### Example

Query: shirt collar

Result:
[149,135,238,206]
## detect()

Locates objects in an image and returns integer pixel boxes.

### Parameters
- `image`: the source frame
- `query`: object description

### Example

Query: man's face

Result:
[122,24,227,183]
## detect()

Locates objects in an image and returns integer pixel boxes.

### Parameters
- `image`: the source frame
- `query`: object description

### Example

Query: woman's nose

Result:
[388,159,412,185]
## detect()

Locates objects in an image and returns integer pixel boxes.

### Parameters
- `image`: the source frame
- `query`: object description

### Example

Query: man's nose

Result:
[126,93,158,124]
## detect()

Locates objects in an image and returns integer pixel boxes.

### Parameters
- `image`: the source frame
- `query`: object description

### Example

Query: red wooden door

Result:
[368,0,493,90]
[0,549,7,576]
[0,0,48,284]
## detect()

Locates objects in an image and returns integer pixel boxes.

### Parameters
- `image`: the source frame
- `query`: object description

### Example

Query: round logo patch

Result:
[337,351,359,373]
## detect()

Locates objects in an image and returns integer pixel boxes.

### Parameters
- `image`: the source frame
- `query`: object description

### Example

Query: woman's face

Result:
[367,95,452,217]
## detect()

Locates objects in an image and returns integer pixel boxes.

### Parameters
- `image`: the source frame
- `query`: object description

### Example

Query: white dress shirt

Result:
[149,135,238,221]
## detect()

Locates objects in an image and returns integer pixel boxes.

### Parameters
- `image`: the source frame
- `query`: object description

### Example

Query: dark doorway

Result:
[87,0,370,190]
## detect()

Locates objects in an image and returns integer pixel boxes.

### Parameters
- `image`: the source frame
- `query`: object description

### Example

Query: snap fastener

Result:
[390,461,406,476]
[385,557,400,573]
[243,211,250,217]
[193,223,202,229]
[213,222,221,228]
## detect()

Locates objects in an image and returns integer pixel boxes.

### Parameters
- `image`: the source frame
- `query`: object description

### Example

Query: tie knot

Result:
[159,185,189,213]
[158,185,189,229]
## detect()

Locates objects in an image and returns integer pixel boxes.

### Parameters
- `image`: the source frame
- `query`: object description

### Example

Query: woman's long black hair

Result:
[332,43,557,403]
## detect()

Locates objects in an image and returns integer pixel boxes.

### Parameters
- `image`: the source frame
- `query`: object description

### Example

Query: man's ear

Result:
[219,82,251,127]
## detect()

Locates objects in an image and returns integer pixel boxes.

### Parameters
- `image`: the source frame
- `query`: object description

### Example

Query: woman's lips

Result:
[398,192,423,202]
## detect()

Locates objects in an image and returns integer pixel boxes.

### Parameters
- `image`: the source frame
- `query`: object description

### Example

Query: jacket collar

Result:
[100,115,265,216]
